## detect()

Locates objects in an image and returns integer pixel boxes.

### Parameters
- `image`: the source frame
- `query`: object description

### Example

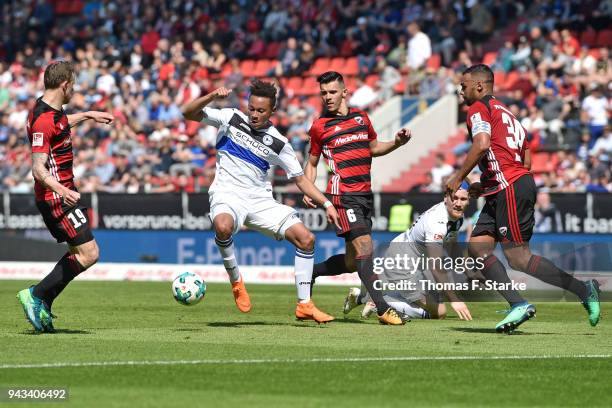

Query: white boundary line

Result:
[0,355,609,369]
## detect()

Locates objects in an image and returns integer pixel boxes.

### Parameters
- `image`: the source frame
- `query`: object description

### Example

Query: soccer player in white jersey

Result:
[346,184,473,321]
[182,80,340,323]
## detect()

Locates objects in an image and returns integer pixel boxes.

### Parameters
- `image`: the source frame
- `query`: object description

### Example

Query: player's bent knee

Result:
[296,231,315,251]
[214,223,234,240]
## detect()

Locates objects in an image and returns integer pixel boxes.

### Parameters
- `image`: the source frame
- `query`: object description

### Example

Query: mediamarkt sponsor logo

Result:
[333,133,368,147]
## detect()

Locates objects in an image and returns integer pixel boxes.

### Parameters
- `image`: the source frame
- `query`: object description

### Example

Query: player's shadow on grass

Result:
[205,321,292,328]
[451,328,557,336]
[22,329,91,335]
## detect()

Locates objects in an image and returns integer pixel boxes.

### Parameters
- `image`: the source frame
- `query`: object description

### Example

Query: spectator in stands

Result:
[582,84,610,147]
[464,1,493,59]
[273,37,300,77]
[353,16,377,75]
[406,22,431,71]
[430,153,453,192]
[348,76,378,110]
[376,58,401,101]
[534,191,562,233]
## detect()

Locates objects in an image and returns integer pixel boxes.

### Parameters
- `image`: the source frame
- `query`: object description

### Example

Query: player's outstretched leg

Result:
[19,240,98,333]
[311,254,351,295]
[286,225,334,323]
[350,235,405,325]
[523,255,601,327]
[213,214,251,313]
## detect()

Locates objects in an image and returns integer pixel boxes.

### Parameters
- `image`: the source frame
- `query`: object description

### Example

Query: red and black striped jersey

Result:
[466,95,530,196]
[27,97,75,201]
[308,108,376,195]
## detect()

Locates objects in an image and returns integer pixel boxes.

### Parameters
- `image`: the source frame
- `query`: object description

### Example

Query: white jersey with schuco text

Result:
[202,107,304,194]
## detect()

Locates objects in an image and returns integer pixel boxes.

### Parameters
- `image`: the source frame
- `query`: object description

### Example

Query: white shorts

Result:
[209,190,302,240]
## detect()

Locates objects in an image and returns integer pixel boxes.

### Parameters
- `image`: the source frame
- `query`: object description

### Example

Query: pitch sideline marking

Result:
[0,355,609,369]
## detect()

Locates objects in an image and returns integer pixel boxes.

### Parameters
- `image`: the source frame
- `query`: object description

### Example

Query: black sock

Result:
[526,255,588,301]
[311,254,351,295]
[312,254,351,280]
[355,256,390,316]
[32,252,86,308]
[481,255,526,306]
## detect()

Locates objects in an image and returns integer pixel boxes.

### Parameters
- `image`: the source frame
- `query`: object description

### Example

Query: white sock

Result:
[387,300,428,319]
[295,248,314,303]
[215,235,240,283]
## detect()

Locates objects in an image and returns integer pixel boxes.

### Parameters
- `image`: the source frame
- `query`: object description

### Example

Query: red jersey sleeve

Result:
[308,120,323,156]
[466,101,492,138]
[364,112,378,141]
[29,115,55,154]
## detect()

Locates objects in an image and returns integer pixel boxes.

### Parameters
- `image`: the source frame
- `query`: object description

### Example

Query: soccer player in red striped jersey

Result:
[17,61,114,333]
[304,71,412,325]
[446,64,600,333]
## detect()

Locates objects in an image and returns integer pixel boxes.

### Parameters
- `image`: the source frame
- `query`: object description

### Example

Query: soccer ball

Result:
[172,272,206,305]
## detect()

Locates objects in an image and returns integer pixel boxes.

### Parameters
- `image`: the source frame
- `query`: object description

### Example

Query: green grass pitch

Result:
[1,281,610,407]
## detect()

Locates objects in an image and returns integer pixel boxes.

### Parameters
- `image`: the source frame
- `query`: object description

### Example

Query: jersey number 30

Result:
[501,112,525,162]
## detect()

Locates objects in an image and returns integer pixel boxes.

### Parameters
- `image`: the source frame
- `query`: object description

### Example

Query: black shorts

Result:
[36,199,94,246]
[472,174,536,244]
[329,194,373,241]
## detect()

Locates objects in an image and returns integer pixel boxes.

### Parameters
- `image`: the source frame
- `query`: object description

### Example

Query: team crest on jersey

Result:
[262,135,273,146]
[499,226,507,236]
[63,135,72,146]
[354,116,364,126]
[32,132,43,147]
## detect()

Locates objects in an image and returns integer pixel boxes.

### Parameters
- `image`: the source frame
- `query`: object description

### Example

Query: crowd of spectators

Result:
[0,0,609,194]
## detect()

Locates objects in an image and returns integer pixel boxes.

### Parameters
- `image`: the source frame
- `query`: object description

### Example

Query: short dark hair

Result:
[317,71,344,85]
[462,64,494,84]
[44,61,75,89]
[249,79,277,108]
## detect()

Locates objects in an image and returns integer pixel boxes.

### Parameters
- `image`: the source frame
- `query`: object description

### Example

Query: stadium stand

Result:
[0,0,610,193]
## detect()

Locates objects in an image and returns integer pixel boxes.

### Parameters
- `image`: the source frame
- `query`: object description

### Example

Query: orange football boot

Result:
[295,300,334,323]
[231,279,251,313]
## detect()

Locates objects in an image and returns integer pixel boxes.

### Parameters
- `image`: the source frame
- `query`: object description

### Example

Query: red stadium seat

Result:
[307,96,322,111]
[344,57,359,76]
[304,77,320,95]
[285,77,303,94]
[239,60,257,77]
[493,71,506,90]
[483,52,497,66]
[588,49,601,60]
[263,42,281,59]
[308,58,332,76]
[426,54,441,70]
[596,29,612,47]
[253,59,274,77]
[580,29,598,48]
[344,76,357,91]
[505,71,519,89]
[365,74,379,88]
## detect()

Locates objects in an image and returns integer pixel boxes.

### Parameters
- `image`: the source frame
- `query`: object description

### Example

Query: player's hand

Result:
[395,128,412,146]
[450,301,472,321]
[445,173,462,196]
[212,87,232,99]
[61,189,80,207]
[303,195,317,208]
[326,206,342,230]
[468,181,483,199]
[89,111,114,124]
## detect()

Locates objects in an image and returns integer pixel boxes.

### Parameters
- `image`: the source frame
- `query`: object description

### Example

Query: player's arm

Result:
[181,87,231,122]
[369,128,411,157]
[294,175,341,229]
[523,147,531,170]
[446,132,489,194]
[67,111,114,128]
[302,153,320,208]
[425,242,473,321]
[31,152,80,206]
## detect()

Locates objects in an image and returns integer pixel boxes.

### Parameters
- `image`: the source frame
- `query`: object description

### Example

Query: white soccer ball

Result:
[172,272,206,305]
